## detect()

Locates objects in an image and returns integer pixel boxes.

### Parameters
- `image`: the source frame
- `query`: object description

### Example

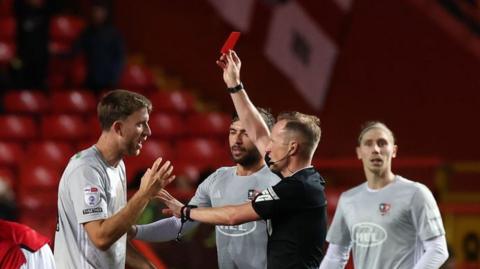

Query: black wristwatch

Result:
[227,82,244,93]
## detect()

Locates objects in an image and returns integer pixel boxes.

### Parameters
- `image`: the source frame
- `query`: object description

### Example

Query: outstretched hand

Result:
[138,158,176,200]
[157,189,184,218]
[216,50,242,88]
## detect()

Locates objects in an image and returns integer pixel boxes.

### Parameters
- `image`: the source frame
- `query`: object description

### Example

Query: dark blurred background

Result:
[0,0,479,268]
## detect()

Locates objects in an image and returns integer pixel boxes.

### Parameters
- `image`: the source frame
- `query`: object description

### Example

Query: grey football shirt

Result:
[54,146,127,269]
[326,176,445,269]
[189,165,281,269]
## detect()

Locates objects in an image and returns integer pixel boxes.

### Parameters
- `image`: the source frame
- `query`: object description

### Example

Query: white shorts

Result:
[20,244,56,269]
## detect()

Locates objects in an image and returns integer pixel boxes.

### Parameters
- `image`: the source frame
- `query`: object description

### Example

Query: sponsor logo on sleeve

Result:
[84,186,100,207]
[352,223,387,247]
[82,207,103,215]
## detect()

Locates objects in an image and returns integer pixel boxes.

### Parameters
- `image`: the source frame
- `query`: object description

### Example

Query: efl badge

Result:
[379,203,391,216]
[248,189,258,200]
[84,186,100,207]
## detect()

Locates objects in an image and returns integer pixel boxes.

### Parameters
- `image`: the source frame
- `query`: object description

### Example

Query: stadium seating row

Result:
[0,112,231,140]
[0,138,231,169]
[2,89,198,114]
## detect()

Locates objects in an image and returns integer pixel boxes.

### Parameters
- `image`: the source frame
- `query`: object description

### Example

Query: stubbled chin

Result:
[127,148,141,156]
[269,164,281,172]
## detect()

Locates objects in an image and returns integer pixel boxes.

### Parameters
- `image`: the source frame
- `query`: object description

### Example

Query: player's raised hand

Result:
[157,189,183,218]
[139,158,176,199]
[217,50,242,88]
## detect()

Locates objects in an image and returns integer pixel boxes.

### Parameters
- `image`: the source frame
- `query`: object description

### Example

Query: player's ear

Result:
[112,121,123,136]
[288,141,298,156]
[356,146,362,159]
[392,145,398,158]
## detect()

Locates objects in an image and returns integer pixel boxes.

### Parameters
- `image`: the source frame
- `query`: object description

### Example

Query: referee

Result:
[160,50,327,269]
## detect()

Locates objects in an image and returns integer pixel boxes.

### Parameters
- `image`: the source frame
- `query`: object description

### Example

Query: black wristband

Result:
[177,205,197,242]
[180,205,198,223]
[227,82,244,93]
[180,206,188,223]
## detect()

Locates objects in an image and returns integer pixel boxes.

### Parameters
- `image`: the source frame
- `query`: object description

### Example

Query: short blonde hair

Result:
[277,111,321,158]
[358,121,395,145]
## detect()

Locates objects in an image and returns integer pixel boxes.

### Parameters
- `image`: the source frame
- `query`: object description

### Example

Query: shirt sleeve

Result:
[251,179,304,219]
[326,194,352,246]
[188,171,217,207]
[319,243,351,269]
[412,235,449,269]
[67,165,108,224]
[410,184,446,241]
[135,216,199,242]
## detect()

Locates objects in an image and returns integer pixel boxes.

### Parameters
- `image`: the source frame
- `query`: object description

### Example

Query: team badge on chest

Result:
[379,203,391,216]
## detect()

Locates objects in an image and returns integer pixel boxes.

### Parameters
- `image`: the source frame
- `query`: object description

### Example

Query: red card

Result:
[220,31,241,54]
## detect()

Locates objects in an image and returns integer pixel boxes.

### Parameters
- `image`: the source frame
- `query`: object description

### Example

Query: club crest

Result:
[379,203,391,216]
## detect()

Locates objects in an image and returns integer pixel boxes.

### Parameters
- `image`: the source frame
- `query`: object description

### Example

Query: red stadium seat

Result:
[0,17,15,41]
[0,115,37,140]
[176,138,231,168]
[174,161,204,184]
[26,141,75,168]
[119,64,155,91]
[75,139,96,152]
[18,191,57,211]
[0,142,24,167]
[51,90,96,114]
[50,15,85,42]
[70,56,87,87]
[0,167,15,188]
[49,15,85,54]
[19,210,57,241]
[148,112,185,139]
[48,56,87,89]
[41,114,88,140]
[124,140,174,181]
[149,90,196,114]
[87,114,102,138]
[186,112,231,137]
[18,163,61,192]
[18,191,58,238]
[0,41,15,63]
[3,90,49,114]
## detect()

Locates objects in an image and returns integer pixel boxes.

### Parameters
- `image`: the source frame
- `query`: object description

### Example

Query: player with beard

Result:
[55,90,176,269]
[320,121,448,269]
[131,108,281,269]
[159,51,327,269]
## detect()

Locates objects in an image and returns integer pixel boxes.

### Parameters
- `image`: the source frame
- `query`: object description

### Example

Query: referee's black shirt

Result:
[252,167,327,269]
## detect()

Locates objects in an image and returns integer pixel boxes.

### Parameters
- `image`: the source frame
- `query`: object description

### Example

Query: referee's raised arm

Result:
[216,50,271,157]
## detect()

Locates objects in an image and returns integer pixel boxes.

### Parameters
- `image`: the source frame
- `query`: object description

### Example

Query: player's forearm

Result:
[134,216,198,242]
[189,206,238,225]
[319,244,350,269]
[189,203,259,225]
[230,90,270,153]
[90,190,151,250]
